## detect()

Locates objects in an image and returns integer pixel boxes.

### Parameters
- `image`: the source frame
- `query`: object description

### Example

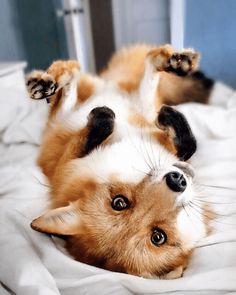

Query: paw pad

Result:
[166,52,199,76]
[26,73,58,100]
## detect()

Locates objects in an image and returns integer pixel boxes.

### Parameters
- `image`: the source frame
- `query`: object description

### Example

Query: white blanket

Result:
[0,81,236,295]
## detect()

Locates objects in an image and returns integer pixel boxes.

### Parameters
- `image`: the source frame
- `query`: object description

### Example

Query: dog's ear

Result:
[156,106,197,161]
[31,203,82,235]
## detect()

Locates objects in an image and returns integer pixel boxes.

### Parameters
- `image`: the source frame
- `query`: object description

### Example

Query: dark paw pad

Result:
[27,78,58,100]
[166,52,197,76]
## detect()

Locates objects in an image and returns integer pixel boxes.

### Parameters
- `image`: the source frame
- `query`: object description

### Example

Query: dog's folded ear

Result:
[31,203,82,235]
[156,105,197,161]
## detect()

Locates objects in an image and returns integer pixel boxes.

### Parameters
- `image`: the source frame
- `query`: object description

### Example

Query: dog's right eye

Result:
[111,195,130,211]
[151,228,167,246]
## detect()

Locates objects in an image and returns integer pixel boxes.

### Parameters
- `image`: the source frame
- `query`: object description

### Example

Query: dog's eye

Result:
[151,228,167,246]
[111,195,130,211]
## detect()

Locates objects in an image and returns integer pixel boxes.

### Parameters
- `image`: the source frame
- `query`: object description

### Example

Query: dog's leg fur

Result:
[101,44,212,108]
[26,61,102,120]
[26,61,81,119]
[138,45,200,122]
[138,45,173,119]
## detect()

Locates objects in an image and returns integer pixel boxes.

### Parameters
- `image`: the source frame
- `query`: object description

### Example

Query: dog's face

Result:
[32,138,206,278]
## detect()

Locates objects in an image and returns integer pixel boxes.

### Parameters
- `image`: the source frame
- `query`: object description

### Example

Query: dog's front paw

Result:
[147,46,199,76]
[26,71,58,100]
[85,107,115,154]
[166,50,199,76]
[147,45,174,71]
[87,106,115,140]
[156,105,197,161]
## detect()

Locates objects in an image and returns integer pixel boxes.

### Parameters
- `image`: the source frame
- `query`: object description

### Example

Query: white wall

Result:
[112,0,170,49]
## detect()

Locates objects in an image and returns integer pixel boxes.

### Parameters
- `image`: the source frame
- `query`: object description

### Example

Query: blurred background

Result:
[0,0,236,87]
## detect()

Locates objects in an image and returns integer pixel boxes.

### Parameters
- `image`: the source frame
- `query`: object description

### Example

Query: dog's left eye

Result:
[151,228,167,246]
[111,195,130,211]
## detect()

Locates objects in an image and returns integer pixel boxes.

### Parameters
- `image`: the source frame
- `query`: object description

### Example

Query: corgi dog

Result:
[26,44,214,279]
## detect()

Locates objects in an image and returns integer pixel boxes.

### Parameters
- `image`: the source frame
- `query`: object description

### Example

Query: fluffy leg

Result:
[26,60,81,100]
[26,61,82,120]
[139,45,200,121]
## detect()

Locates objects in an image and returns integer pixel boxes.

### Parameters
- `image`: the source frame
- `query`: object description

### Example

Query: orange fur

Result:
[128,113,152,128]
[101,44,150,93]
[47,60,81,82]
[202,204,215,235]
[77,75,95,104]
[101,44,209,106]
[37,126,89,182]
[33,174,192,277]
[27,44,213,279]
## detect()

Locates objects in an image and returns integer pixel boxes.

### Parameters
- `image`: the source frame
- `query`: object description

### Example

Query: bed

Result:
[0,64,236,295]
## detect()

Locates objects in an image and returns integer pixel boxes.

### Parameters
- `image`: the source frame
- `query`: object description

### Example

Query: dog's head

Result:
[31,134,206,278]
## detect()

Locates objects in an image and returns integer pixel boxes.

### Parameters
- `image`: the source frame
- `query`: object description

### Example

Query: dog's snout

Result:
[165,172,187,192]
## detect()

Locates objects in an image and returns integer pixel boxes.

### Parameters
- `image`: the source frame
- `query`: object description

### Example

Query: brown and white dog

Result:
[26,44,213,279]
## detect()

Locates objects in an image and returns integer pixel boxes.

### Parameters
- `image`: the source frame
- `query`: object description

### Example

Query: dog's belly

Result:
[59,88,143,140]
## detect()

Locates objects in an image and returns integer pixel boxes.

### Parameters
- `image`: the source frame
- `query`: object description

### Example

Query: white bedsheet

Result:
[0,81,236,295]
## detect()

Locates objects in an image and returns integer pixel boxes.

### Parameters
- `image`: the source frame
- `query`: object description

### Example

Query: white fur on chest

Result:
[63,85,131,128]
[52,77,151,141]
[53,75,206,249]
[59,83,145,143]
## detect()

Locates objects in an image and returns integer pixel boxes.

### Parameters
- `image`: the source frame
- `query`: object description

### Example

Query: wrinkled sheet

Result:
[0,81,236,295]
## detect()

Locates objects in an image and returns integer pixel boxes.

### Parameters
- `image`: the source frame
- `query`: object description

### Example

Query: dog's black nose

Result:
[166,172,187,192]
